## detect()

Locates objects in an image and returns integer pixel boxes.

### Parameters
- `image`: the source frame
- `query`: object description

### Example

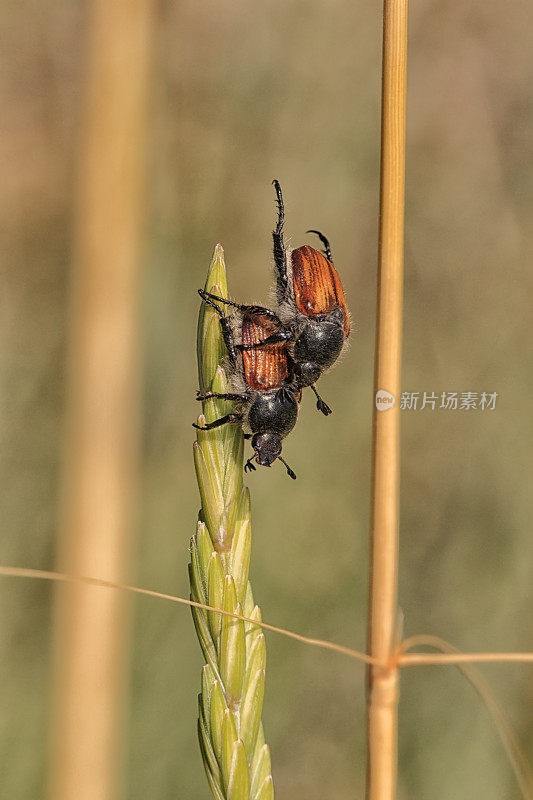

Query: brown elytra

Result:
[241,310,290,391]
[291,246,350,336]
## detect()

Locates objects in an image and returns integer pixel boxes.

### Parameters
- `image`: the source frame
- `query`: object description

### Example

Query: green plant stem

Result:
[190,245,274,800]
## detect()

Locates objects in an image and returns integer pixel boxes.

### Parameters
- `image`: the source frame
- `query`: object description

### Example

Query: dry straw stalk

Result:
[367,0,408,799]
[190,245,274,800]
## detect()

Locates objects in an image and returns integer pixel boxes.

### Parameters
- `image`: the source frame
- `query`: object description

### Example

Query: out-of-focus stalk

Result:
[49,1,153,799]
[190,245,274,800]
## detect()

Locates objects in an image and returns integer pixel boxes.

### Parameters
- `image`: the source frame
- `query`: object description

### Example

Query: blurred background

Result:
[2,0,533,798]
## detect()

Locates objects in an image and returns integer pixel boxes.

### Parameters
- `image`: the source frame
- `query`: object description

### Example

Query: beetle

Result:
[193,292,299,479]
[269,179,350,415]
[216,182,350,415]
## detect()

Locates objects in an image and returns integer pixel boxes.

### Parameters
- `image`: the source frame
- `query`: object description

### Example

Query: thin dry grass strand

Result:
[3,563,533,795]
[5,564,533,670]
[398,635,533,800]
[399,651,533,666]
[0,566,377,665]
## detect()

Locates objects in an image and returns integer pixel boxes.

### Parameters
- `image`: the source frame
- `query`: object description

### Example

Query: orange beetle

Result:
[290,244,350,337]
[270,180,350,415]
[194,295,300,479]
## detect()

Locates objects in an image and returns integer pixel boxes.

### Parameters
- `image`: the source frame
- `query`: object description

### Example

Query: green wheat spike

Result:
[190,244,275,800]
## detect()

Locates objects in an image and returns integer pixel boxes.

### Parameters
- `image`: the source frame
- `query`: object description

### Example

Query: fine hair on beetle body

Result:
[193,291,300,480]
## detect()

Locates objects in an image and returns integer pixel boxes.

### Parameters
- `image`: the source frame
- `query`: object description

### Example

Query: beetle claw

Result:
[316,397,333,416]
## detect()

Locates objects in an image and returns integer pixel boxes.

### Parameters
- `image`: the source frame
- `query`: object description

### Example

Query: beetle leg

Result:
[272,179,288,290]
[198,289,247,311]
[310,384,332,416]
[193,413,244,431]
[307,229,334,263]
[245,305,285,324]
[196,391,247,402]
[199,291,287,327]
[238,330,292,350]
[244,457,257,473]
[197,290,238,364]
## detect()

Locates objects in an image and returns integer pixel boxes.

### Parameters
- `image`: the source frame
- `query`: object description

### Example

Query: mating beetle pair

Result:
[193,181,350,479]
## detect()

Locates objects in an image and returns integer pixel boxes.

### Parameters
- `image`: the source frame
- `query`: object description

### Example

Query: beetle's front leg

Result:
[244,456,257,473]
[196,391,247,403]
[193,413,244,431]
[197,290,239,364]
[238,329,292,350]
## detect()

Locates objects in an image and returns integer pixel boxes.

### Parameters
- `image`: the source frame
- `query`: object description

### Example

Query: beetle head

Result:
[251,432,282,467]
[293,361,321,388]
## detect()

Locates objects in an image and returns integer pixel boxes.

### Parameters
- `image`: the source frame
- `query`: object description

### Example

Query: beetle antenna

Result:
[310,384,333,416]
[278,456,296,480]
[307,229,333,262]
